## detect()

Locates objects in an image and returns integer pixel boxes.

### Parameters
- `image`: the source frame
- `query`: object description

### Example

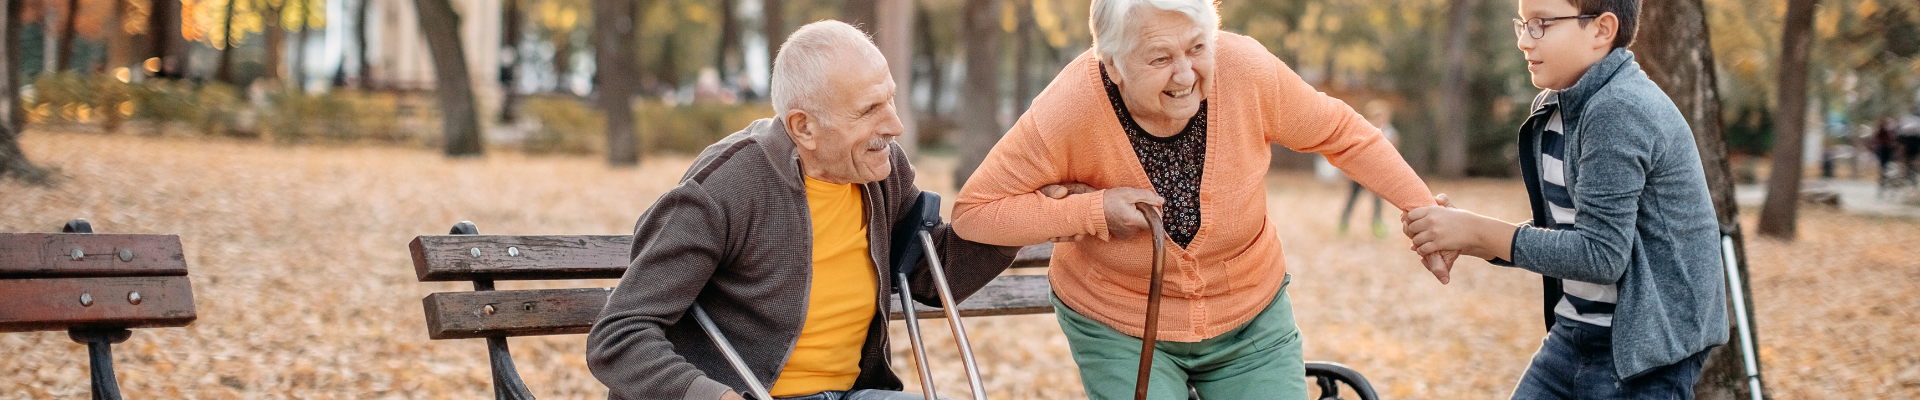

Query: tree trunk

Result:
[499,0,522,122]
[762,0,782,84]
[151,0,188,79]
[355,0,373,88]
[714,0,738,83]
[414,0,485,157]
[841,0,877,33]
[1756,0,1818,239]
[1012,0,1034,113]
[952,0,1000,187]
[214,0,238,85]
[594,0,639,166]
[56,0,79,71]
[876,0,914,155]
[104,0,131,132]
[1,0,52,185]
[552,30,572,93]
[916,6,942,117]
[1629,0,1768,397]
[1436,0,1477,178]
[264,4,286,83]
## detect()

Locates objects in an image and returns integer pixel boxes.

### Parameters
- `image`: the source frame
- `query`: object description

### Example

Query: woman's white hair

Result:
[1089,0,1220,66]
[771,20,881,121]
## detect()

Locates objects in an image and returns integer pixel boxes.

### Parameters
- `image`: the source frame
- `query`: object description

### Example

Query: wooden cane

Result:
[1133,204,1168,400]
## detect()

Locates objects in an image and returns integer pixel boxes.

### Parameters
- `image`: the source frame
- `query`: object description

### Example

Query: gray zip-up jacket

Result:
[1503,48,1729,380]
[585,118,1018,400]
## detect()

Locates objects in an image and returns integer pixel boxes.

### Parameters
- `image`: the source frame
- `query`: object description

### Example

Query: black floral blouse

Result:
[1100,65,1207,248]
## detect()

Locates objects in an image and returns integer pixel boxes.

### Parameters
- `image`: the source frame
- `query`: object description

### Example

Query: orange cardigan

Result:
[953,32,1436,342]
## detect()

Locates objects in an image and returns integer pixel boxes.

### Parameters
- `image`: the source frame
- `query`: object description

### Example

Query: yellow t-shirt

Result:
[769,176,880,396]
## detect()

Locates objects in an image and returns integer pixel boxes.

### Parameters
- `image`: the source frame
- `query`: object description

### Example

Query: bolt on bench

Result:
[0,219,198,400]
[410,221,1378,400]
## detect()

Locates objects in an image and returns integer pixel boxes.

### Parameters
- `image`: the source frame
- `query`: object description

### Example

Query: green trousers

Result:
[1052,276,1306,400]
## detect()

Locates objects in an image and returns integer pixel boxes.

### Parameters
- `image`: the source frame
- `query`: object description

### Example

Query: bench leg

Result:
[68,328,131,400]
[485,336,538,400]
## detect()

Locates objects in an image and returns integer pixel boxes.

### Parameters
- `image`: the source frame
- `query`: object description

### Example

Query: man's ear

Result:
[785,109,818,151]
[1592,12,1619,50]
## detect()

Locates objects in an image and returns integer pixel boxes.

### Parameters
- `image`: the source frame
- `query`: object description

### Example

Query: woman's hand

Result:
[1101,187,1165,241]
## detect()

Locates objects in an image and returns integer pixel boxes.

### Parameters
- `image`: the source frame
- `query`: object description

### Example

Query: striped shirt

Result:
[1539,92,1619,327]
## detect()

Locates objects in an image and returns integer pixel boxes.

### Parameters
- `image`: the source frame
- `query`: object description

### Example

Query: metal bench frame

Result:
[409,222,1378,400]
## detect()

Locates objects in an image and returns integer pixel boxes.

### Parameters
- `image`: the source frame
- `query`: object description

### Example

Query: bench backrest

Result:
[0,231,197,333]
[408,231,1054,340]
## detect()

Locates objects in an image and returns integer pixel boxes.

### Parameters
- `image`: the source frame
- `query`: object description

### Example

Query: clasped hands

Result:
[1033,183,1467,285]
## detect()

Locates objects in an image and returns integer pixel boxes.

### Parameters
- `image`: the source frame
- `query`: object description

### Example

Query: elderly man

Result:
[586,20,1015,400]
[952,0,1447,399]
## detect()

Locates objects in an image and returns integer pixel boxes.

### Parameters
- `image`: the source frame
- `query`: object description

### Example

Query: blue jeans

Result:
[1510,315,1712,400]
[774,389,943,400]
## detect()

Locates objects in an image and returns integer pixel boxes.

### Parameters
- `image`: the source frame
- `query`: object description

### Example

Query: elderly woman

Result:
[951,0,1444,398]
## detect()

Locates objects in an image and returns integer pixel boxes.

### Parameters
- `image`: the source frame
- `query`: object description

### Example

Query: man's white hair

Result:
[1089,0,1220,67]
[771,20,881,121]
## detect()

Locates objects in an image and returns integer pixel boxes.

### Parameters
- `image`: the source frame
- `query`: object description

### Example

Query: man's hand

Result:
[720,391,747,400]
[1101,187,1164,241]
[1040,182,1099,242]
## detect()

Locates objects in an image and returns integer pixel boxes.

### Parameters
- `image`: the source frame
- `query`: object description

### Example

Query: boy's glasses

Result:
[1512,15,1600,39]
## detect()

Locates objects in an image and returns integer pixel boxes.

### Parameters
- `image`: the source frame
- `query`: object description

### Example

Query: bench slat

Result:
[886,275,1053,319]
[0,234,188,278]
[0,276,198,332]
[410,235,631,281]
[422,275,1055,340]
[424,287,616,339]
[1009,243,1053,269]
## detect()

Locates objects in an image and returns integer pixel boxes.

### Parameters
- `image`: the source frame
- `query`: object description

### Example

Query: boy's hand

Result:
[1410,194,1460,284]
[1039,182,1098,242]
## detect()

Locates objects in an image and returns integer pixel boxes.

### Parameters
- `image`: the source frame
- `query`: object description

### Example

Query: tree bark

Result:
[214,0,238,84]
[1757,0,1818,239]
[1436,0,1477,178]
[1,0,52,185]
[414,0,485,157]
[952,0,1000,187]
[841,0,877,33]
[876,0,914,155]
[150,0,188,79]
[594,0,640,166]
[713,0,738,84]
[56,0,79,71]
[1629,0,1768,398]
[499,0,522,121]
[264,3,286,83]
[355,0,373,88]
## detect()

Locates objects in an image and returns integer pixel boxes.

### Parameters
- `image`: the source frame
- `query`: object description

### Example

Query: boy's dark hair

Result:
[1570,0,1640,48]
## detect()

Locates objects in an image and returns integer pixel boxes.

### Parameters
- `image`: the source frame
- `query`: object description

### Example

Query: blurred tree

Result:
[414,0,484,157]
[499,0,524,121]
[213,0,237,84]
[842,0,876,31]
[763,0,782,87]
[536,0,583,92]
[876,0,914,154]
[1436,0,1476,179]
[353,0,370,87]
[1758,0,1818,240]
[952,0,998,186]
[713,0,739,84]
[1629,0,1767,398]
[2,0,52,185]
[149,0,187,78]
[56,0,79,70]
[594,0,640,165]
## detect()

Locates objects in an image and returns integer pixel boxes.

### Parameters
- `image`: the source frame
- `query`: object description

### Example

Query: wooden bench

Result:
[410,221,1378,400]
[0,219,198,400]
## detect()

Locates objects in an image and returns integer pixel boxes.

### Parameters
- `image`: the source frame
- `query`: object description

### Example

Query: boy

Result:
[1400,0,1728,398]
